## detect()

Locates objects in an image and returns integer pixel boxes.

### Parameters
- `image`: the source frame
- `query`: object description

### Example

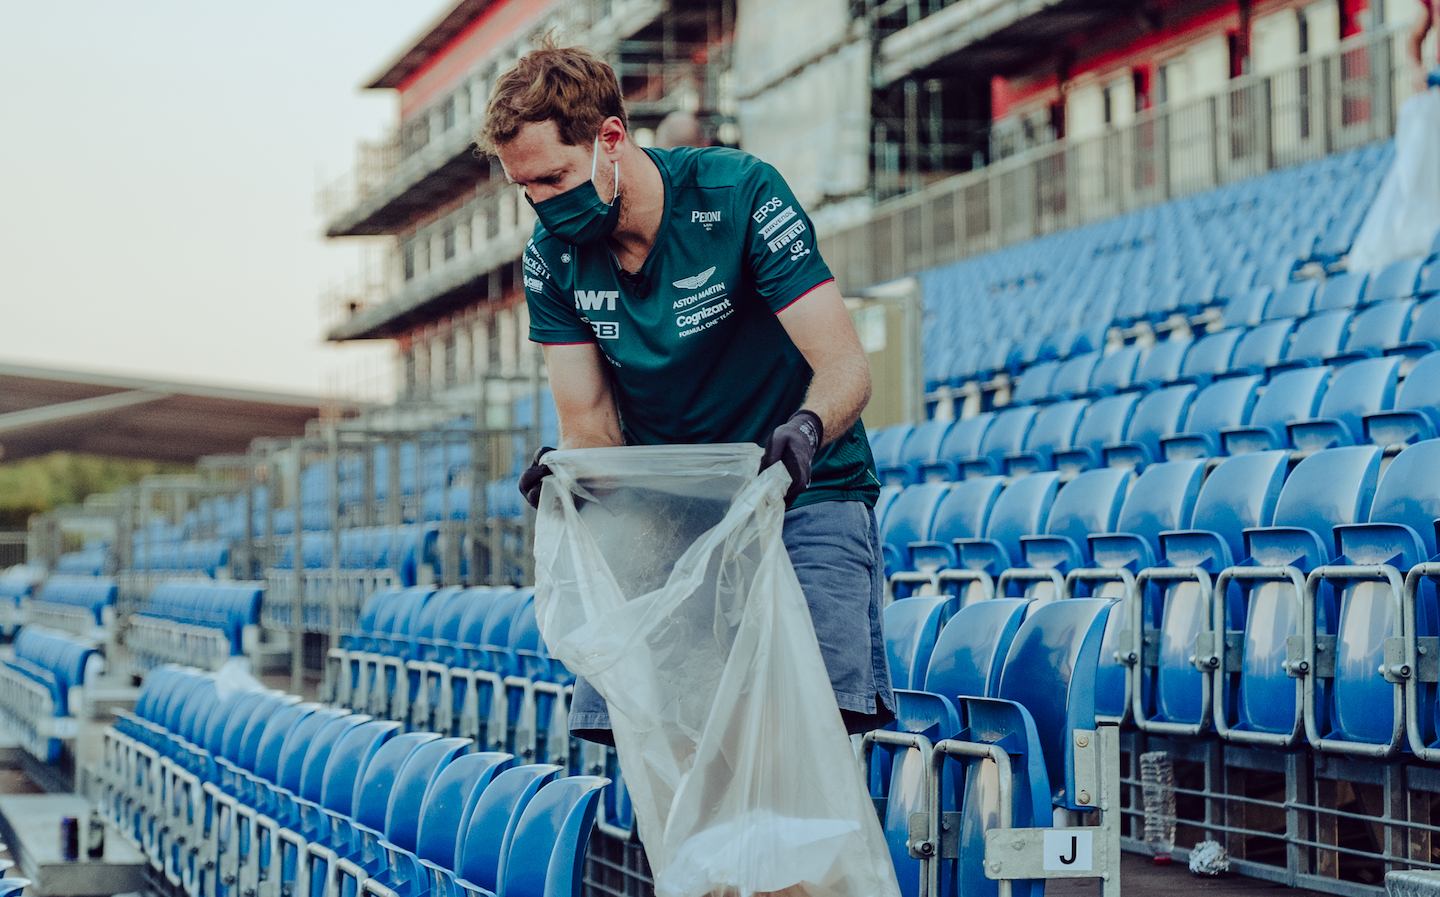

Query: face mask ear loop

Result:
[593,137,620,205]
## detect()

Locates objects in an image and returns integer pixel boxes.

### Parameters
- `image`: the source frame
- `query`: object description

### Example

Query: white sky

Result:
[0,0,455,398]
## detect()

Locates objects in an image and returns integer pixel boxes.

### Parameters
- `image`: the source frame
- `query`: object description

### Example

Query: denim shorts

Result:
[567,499,897,743]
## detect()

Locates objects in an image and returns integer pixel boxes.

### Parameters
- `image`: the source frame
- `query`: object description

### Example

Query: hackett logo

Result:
[574,290,619,311]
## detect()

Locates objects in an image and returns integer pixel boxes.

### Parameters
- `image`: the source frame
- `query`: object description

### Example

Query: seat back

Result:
[1135,338,1190,386]
[1165,375,1261,460]
[923,599,1030,701]
[1293,356,1400,450]
[884,596,957,690]
[1019,467,1131,581]
[973,407,1039,474]
[1231,319,1295,374]
[1267,279,1319,318]
[1179,328,1242,380]
[1324,441,1440,747]
[1366,257,1424,303]
[1229,366,1330,452]
[416,752,515,867]
[495,777,608,897]
[962,472,1061,573]
[383,737,471,851]
[997,598,1111,808]
[1314,272,1366,312]
[1089,459,1205,576]
[1049,353,1101,398]
[320,720,403,815]
[1061,392,1140,472]
[1113,384,1197,466]
[455,765,563,893]
[928,414,995,479]
[1343,300,1414,356]
[1011,361,1060,405]
[880,483,952,575]
[1088,346,1141,393]
[279,708,350,794]
[1283,310,1352,366]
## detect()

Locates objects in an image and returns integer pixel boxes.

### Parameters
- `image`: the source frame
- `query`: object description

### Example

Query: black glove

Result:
[519,446,556,510]
[761,410,824,507]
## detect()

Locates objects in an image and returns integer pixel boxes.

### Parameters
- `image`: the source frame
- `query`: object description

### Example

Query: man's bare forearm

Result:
[801,351,872,447]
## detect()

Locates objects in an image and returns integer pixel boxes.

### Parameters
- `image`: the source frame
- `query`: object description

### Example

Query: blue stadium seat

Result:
[881,483,952,578]
[1314,272,1367,312]
[1086,346,1142,394]
[948,473,1060,603]
[1009,467,1130,601]
[1277,310,1353,370]
[452,764,563,897]
[1177,328,1243,383]
[1087,459,1206,575]
[962,407,1039,477]
[1306,442,1439,757]
[1229,318,1295,375]
[1215,445,1380,747]
[920,414,994,482]
[1334,299,1415,361]
[923,598,1031,701]
[1287,356,1400,451]
[883,418,956,486]
[1134,338,1191,388]
[1418,259,1440,298]
[1132,451,1289,735]
[907,477,1006,576]
[1103,383,1197,468]
[1267,280,1320,319]
[1366,257,1425,304]
[869,425,916,473]
[1221,366,1330,454]
[1161,375,1261,460]
[496,776,607,897]
[1011,361,1061,405]
[885,596,958,689]
[1223,287,1272,328]
[1390,297,1440,356]
[1005,399,1087,476]
[1047,352,1102,399]
[1365,350,1440,446]
[874,485,903,531]
[1053,392,1140,474]
[996,598,1111,809]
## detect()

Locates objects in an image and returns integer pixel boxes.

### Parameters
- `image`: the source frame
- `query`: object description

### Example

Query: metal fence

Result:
[820,25,1406,294]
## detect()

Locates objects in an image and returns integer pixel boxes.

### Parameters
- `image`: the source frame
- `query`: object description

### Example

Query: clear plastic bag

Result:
[534,444,900,897]
[1346,90,1440,272]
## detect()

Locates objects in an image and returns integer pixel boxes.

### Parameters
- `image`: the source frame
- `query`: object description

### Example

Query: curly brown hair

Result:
[477,36,628,154]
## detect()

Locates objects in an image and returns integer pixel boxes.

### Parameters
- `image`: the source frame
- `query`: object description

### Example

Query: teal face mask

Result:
[526,139,621,246]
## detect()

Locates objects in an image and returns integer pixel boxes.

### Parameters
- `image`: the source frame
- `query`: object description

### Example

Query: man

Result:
[478,40,895,743]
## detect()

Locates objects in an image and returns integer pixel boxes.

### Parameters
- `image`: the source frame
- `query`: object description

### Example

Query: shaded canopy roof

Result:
[0,362,325,463]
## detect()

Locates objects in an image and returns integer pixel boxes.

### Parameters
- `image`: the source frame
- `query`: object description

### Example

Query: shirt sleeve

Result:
[524,236,593,345]
[740,159,836,314]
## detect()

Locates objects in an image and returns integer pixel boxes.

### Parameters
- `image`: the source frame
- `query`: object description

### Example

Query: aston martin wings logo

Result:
[672,266,717,291]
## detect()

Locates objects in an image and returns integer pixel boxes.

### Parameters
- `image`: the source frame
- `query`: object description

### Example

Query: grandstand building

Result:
[6,0,1440,895]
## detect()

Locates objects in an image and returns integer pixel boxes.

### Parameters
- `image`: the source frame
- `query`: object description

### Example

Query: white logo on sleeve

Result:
[767,219,807,253]
[574,290,619,311]
[752,196,782,223]
[758,207,796,240]
[591,321,620,340]
[691,210,722,231]
[672,267,717,291]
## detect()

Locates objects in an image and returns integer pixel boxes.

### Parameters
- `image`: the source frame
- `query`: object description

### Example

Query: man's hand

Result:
[519,446,556,509]
[761,410,824,507]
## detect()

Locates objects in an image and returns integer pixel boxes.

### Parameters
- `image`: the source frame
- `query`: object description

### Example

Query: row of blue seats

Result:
[877,440,1440,759]
[103,666,604,897]
[129,538,231,577]
[923,145,1392,386]
[874,349,1440,486]
[945,247,1440,401]
[328,586,570,767]
[129,581,264,672]
[55,545,108,576]
[2,627,101,763]
[33,575,116,627]
[267,525,440,585]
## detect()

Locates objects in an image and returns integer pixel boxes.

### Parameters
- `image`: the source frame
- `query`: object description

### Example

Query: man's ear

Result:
[597,116,627,156]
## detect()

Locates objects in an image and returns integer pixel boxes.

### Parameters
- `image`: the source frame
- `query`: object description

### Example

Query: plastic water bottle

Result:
[1140,750,1176,863]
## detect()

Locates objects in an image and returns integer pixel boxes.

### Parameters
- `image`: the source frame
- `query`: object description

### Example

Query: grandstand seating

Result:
[97,666,604,897]
[322,585,570,768]
[129,580,264,672]
[0,627,102,763]
[30,575,116,637]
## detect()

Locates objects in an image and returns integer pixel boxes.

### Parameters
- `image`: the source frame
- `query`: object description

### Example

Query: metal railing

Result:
[821,25,1406,293]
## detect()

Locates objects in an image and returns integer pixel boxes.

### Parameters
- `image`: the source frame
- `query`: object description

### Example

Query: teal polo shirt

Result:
[524,146,879,509]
